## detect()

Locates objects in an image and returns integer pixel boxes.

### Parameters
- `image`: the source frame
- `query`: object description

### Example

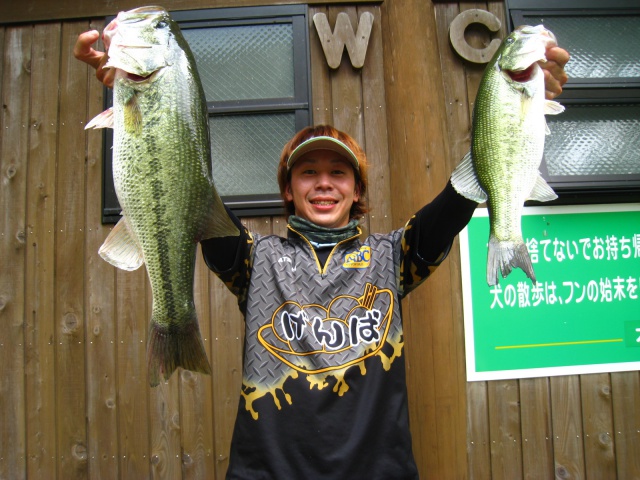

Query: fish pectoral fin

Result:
[527,173,558,202]
[544,100,565,115]
[124,94,143,135]
[450,151,488,203]
[98,217,145,271]
[200,193,240,240]
[85,107,114,129]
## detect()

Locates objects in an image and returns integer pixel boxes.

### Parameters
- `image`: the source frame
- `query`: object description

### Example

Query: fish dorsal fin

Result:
[85,107,114,129]
[200,192,241,241]
[98,217,145,271]
[450,151,488,203]
[544,100,565,115]
[527,173,558,202]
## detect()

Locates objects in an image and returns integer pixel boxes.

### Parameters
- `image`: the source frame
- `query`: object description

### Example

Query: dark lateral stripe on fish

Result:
[149,171,177,320]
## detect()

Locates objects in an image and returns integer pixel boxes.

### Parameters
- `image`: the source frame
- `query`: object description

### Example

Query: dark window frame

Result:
[101,5,311,223]
[506,0,640,203]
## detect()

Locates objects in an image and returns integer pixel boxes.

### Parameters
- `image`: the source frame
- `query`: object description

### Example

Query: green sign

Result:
[459,203,640,381]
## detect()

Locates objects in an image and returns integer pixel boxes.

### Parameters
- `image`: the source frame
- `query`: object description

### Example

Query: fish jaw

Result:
[498,25,557,93]
[103,7,174,79]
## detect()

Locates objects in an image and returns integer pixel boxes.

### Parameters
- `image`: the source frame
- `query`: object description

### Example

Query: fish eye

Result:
[156,20,168,29]
[505,37,515,44]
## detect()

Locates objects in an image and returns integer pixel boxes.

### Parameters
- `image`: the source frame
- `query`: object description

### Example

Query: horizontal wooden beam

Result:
[2,0,382,25]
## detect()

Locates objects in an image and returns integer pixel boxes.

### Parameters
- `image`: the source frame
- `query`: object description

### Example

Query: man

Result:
[75,29,568,479]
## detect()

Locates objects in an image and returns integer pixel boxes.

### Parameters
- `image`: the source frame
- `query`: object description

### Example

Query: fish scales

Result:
[87,7,239,385]
[451,25,564,285]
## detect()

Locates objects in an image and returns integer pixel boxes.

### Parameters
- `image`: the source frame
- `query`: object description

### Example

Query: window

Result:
[506,0,640,200]
[102,5,311,222]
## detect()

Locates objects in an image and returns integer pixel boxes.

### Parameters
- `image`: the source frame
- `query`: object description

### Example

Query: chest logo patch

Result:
[342,245,371,269]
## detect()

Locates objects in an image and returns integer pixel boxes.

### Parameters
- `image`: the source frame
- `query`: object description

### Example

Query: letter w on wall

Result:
[313,12,374,69]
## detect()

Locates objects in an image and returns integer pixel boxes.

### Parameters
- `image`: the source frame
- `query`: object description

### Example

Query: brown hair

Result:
[277,125,369,219]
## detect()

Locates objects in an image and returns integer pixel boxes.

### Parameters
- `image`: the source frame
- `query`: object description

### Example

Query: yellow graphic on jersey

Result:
[257,282,393,375]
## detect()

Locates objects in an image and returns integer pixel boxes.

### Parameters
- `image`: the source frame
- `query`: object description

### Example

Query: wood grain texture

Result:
[0,23,30,480]
[0,4,638,480]
[0,0,383,25]
[24,22,62,479]
[55,20,90,480]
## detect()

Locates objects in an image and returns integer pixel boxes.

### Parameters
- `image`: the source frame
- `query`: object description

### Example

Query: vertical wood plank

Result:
[611,371,640,479]
[116,267,151,479]
[519,378,554,480]
[550,376,586,479]
[24,21,60,479]
[359,4,392,235]
[208,220,246,478]
[460,2,495,125]
[488,381,523,480]
[82,18,120,480]
[0,24,31,480]
[150,379,181,479]
[181,251,217,480]
[326,6,365,167]
[467,381,491,479]
[581,373,616,478]
[308,6,333,126]
[55,20,90,480]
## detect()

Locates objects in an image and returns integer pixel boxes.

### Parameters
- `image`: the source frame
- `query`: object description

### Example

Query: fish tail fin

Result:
[487,236,536,286]
[147,314,212,387]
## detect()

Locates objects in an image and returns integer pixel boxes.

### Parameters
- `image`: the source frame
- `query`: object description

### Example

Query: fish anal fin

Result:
[86,107,114,129]
[99,217,144,271]
[146,315,212,387]
[527,173,558,202]
[450,151,488,203]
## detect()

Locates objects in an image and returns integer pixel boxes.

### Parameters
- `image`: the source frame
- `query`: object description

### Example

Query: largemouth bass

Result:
[86,6,239,386]
[451,25,564,285]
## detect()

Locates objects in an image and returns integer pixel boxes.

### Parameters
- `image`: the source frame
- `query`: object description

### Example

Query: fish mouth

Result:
[505,63,536,83]
[125,71,154,82]
[117,67,164,84]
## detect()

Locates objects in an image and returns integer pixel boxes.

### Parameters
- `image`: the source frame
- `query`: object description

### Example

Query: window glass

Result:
[545,104,640,176]
[184,24,295,101]
[517,15,640,79]
[209,113,296,196]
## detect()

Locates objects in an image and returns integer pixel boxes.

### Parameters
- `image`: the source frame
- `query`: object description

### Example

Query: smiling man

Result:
[201,124,485,479]
[284,138,360,229]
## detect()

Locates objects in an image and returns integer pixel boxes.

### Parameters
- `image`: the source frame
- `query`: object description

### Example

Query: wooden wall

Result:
[0,1,639,479]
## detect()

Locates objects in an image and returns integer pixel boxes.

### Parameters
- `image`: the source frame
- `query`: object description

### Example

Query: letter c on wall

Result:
[449,9,502,64]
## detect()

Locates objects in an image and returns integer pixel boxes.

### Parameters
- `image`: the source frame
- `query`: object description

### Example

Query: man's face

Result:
[285,149,359,229]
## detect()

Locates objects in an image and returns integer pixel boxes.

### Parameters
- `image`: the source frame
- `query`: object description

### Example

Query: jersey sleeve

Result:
[200,206,253,314]
[398,180,477,298]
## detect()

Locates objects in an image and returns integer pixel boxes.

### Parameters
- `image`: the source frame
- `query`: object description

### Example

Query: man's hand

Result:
[541,46,570,100]
[73,30,114,88]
